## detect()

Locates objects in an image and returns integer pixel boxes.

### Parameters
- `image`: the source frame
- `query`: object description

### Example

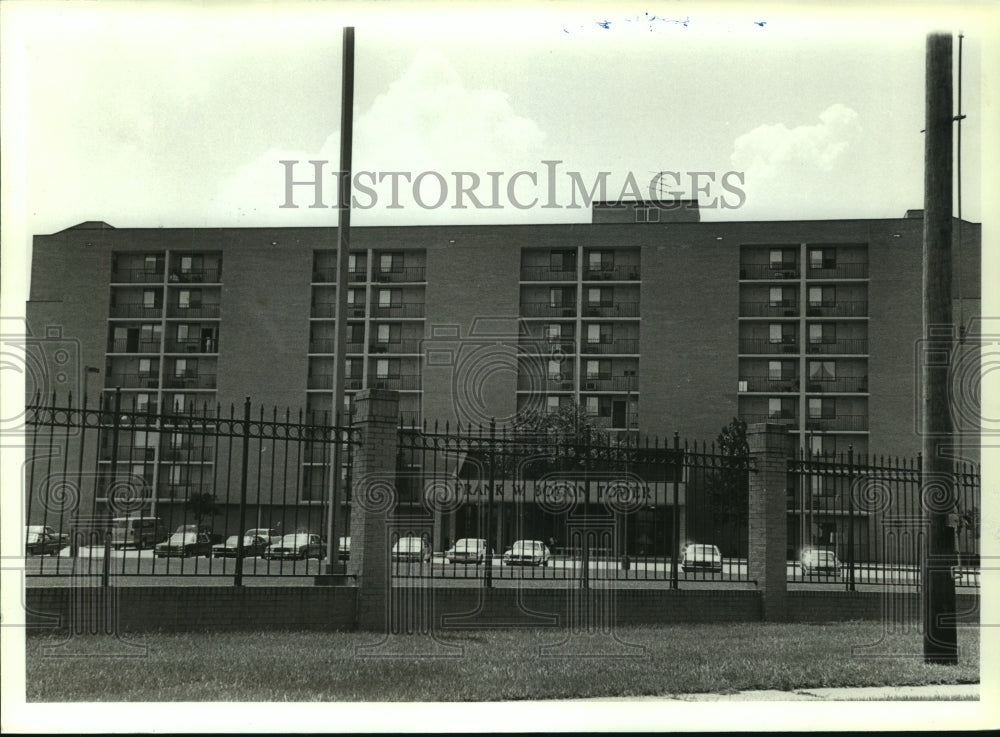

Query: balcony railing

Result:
[372,266,426,283]
[581,376,638,392]
[369,339,423,354]
[740,413,798,428]
[805,339,868,355]
[518,337,577,354]
[109,303,163,319]
[580,338,639,355]
[308,374,362,390]
[804,300,868,317]
[159,447,214,462]
[806,262,869,279]
[312,302,337,318]
[519,266,577,281]
[165,339,217,354]
[521,303,576,318]
[110,269,164,284]
[738,377,800,393]
[583,265,641,281]
[740,301,799,318]
[739,263,800,280]
[370,303,425,318]
[107,339,162,353]
[168,268,222,283]
[107,373,160,389]
[803,377,869,393]
[738,338,799,355]
[805,415,868,431]
[162,373,217,389]
[517,377,577,391]
[157,483,213,499]
[167,303,221,318]
[588,414,640,429]
[312,267,336,283]
[582,302,639,318]
[100,446,156,462]
[348,267,367,283]
[369,374,421,391]
[399,410,422,427]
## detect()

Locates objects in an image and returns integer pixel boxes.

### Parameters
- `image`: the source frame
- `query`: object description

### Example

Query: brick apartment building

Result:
[24,201,981,549]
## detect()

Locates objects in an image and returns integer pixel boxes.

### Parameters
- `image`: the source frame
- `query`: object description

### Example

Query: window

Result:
[768,361,795,381]
[174,359,187,378]
[809,248,836,270]
[546,396,560,413]
[635,206,660,223]
[587,324,601,344]
[769,249,784,268]
[172,394,187,412]
[547,360,563,380]
[138,359,152,376]
[376,359,390,379]
[143,290,157,308]
[589,250,613,272]
[140,323,161,343]
[380,253,394,273]
[586,360,600,379]
[585,396,599,415]
[347,288,358,304]
[168,466,185,486]
[769,323,795,343]
[176,324,189,342]
[136,393,151,412]
[378,289,398,307]
[550,250,574,271]
[178,290,201,309]
[549,288,563,308]
[545,324,562,340]
[808,397,836,418]
[809,361,836,381]
[133,431,158,448]
[768,397,794,419]
[171,432,185,449]
[377,324,391,343]
[180,256,193,273]
[348,325,365,343]
[348,253,357,272]
[144,255,158,272]
[808,286,836,307]
[809,435,826,455]
[809,324,836,344]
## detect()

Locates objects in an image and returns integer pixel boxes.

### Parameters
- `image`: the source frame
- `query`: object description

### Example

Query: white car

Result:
[502,540,550,567]
[800,548,841,576]
[680,543,723,574]
[391,536,431,563]
[446,538,490,564]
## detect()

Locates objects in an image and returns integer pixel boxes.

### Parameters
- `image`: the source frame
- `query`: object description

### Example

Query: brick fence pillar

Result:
[747,422,792,621]
[346,389,400,631]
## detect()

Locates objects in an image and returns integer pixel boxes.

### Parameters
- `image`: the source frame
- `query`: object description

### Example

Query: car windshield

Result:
[511,542,539,553]
[26,532,43,543]
[454,539,482,551]
[281,534,311,545]
[689,545,719,555]
[168,533,196,543]
[811,551,836,560]
[395,538,424,551]
[246,529,272,537]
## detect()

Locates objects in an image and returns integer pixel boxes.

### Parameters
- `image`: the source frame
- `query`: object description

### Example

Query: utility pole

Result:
[325,26,355,574]
[921,32,958,665]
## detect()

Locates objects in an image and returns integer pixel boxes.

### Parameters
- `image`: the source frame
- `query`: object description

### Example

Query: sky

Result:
[1,0,992,240]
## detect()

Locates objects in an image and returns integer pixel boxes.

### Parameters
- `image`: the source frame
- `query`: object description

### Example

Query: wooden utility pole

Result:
[325,26,355,574]
[921,31,958,664]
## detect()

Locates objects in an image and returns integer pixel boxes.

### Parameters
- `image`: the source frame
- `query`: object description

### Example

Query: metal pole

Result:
[484,419,496,588]
[103,387,123,588]
[325,26,355,573]
[922,32,958,665]
[234,397,251,586]
[671,432,680,590]
[847,445,855,592]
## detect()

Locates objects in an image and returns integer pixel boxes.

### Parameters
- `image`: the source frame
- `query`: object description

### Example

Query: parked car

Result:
[172,524,223,545]
[391,536,431,563]
[266,533,325,560]
[154,531,214,558]
[25,526,68,556]
[245,527,281,546]
[800,548,841,576]
[502,540,550,567]
[26,524,70,544]
[680,543,724,574]
[338,536,350,561]
[111,516,167,550]
[445,538,489,564]
[212,533,271,559]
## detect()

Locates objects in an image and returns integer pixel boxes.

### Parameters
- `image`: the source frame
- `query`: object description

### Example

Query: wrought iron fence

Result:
[787,450,980,589]
[390,420,753,587]
[23,390,356,582]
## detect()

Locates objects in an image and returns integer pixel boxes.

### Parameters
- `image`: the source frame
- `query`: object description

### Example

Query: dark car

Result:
[155,531,214,558]
[266,533,325,560]
[25,527,68,556]
[212,534,270,559]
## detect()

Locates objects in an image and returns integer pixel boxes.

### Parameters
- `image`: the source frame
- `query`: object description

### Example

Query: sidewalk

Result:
[571,683,979,701]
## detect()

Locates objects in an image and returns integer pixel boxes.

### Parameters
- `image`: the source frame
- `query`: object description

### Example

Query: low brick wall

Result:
[25,586,981,633]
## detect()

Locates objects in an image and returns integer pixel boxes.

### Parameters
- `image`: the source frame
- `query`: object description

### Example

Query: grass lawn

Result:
[26,623,979,702]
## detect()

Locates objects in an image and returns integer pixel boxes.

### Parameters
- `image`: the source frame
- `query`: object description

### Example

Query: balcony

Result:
[739,263,800,280]
[371,266,426,283]
[518,336,577,354]
[739,338,799,355]
[588,414,640,430]
[520,266,577,282]
[805,415,869,432]
[109,303,162,319]
[369,339,422,354]
[517,377,576,392]
[157,483,212,500]
[583,265,641,281]
[738,376,799,393]
[582,302,639,318]
[160,447,214,462]
[804,301,868,318]
[740,413,798,429]
[312,267,336,283]
[805,339,868,355]
[107,373,160,389]
[806,262,869,279]
[581,376,638,392]
[739,301,799,318]
[521,303,576,318]
[162,373,217,389]
[370,303,425,319]
[164,339,217,354]
[369,374,421,391]
[580,338,639,355]
[399,410,422,427]
[110,269,164,284]
[311,302,337,318]
[168,268,221,284]
[348,267,367,283]
[309,338,336,354]
[107,339,162,353]
[100,446,156,462]
[167,303,221,319]
[803,377,869,393]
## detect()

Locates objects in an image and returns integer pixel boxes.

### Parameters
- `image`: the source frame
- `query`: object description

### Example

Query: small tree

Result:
[705,417,750,556]
[183,492,220,529]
